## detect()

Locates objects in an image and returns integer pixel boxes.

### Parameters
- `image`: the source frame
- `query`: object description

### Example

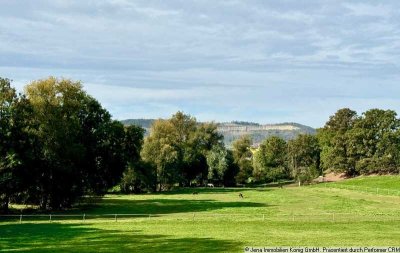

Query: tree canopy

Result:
[252,136,287,183]
[141,112,224,190]
[0,77,144,211]
[232,135,253,184]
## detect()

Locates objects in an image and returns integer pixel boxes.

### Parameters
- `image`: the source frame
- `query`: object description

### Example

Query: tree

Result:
[252,136,288,183]
[120,161,155,193]
[232,135,253,184]
[318,108,358,175]
[0,78,20,212]
[184,122,223,185]
[120,125,156,193]
[141,119,180,191]
[0,78,37,213]
[23,77,90,209]
[206,145,228,185]
[287,134,320,185]
[88,120,127,194]
[22,77,131,209]
[141,112,223,190]
[124,125,145,163]
[222,150,239,186]
[348,109,400,174]
[319,108,400,176]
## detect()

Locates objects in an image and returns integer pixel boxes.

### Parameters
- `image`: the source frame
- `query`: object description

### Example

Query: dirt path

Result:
[323,172,348,182]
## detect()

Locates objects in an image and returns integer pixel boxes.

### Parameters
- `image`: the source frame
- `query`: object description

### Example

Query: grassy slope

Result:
[315,175,400,196]
[335,175,400,189]
[1,176,400,252]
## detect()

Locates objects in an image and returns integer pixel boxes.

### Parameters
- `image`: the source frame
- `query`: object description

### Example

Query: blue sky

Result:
[1,0,399,127]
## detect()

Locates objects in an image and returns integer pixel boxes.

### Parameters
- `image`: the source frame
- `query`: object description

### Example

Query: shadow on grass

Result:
[149,187,268,195]
[5,188,271,218]
[0,223,241,252]
[75,198,269,215]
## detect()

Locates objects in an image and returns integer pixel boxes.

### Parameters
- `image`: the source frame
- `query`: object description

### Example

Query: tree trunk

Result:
[0,196,9,214]
[40,195,49,210]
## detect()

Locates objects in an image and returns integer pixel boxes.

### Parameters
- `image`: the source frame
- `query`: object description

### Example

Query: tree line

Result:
[229,107,400,186]
[1,77,400,212]
[120,107,400,191]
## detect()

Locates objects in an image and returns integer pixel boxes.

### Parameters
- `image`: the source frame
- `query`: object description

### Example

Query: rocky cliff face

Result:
[121,119,316,147]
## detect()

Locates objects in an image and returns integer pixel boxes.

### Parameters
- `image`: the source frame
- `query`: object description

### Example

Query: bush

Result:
[294,166,320,185]
[356,157,399,175]
[120,161,156,193]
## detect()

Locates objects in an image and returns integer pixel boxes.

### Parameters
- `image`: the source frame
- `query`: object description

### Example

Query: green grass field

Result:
[1,176,400,252]
[318,175,400,196]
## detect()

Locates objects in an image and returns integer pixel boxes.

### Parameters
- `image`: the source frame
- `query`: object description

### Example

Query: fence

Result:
[1,212,400,223]
[311,183,400,196]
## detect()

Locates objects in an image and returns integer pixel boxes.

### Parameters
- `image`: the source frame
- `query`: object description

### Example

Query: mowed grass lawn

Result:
[1,176,400,252]
[319,175,400,195]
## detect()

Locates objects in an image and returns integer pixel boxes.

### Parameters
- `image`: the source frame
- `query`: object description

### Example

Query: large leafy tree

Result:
[23,77,130,209]
[348,109,400,174]
[222,150,240,186]
[119,125,155,193]
[0,78,36,212]
[141,119,180,190]
[76,96,127,195]
[318,108,400,176]
[318,108,358,175]
[232,135,253,184]
[183,122,223,185]
[252,136,288,183]
[206,144,228,185]
[0,78,22,212]
[287,134,320,184]
[24,77,88,209]
[141,112,223,190]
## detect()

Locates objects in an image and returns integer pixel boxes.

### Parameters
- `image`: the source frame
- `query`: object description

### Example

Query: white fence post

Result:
[19,214,22,224]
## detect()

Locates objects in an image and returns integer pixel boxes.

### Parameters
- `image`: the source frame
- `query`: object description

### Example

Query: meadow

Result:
[1,176,400,252]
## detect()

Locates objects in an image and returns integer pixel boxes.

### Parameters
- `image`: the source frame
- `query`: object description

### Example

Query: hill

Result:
[121,119,154,129]
[121,119,316,147]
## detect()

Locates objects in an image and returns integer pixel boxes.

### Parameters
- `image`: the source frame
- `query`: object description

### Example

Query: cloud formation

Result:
[1,0,399,127]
